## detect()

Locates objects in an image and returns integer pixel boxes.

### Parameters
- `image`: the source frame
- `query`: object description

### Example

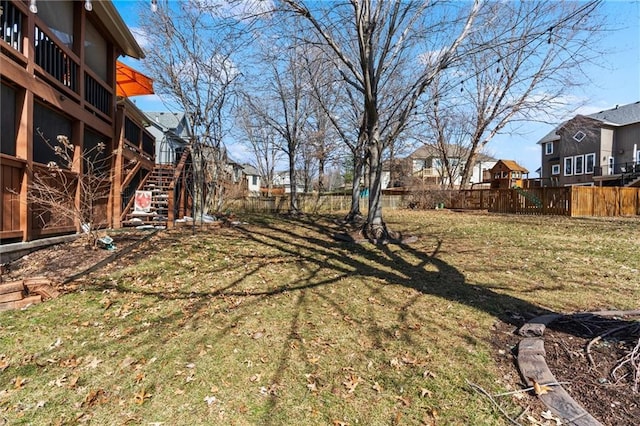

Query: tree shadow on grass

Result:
[79,213,635,424]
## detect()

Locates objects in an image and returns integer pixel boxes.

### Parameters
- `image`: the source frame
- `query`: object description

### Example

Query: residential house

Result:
[242,164,261,196]
[539,101,640,187]
[272,170,304,194]
[1,0,147,243]
[382,144,497,189]
[144,111,191,166]
[489,160,529,189]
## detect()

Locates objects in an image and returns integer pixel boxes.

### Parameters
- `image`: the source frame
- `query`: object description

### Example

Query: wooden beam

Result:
[1,54,112,137]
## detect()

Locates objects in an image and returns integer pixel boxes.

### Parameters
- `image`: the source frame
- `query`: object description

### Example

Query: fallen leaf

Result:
[250,374,262,382]
[342,375,361,393]
[420,388,432,398]
[13,376,26,389]
[395,395,411,406]
[48,338,63,350]
[332,421,349,426]
[307,382,318,392]
[372,381,383,393]
[204,395,217,405]
[68,375,79,388]
[120,356,137,369]
[541,410,562,425]
[86,357,102,369]
[423,370,436,379]
[134,372,145,384]
[133,388,152,405]
[174,388,185,395]
[0,360,9,371]
[83,388,107,407]
[529,377,554,396]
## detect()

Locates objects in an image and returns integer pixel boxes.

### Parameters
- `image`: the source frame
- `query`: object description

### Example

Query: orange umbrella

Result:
[116,61,155,97]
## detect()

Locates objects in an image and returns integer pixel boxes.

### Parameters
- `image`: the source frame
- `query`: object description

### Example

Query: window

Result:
[545,142,553,155]
[608,156,614,175]
[574,155,584,175]
[585,153,595,174]
[252,175,258,186]
[1,83,17,156]
[83,129,110,175]
[573,131,586,142]
[33,102,73,167]
[432,158,442,169]
[551,164,560,175]
[37,0,74,48]
[564,157,573,176]
[85,19,108,81]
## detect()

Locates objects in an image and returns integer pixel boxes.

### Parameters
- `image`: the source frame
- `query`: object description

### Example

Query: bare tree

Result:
[449,1,604,188]
[242,31,312,214]
[24,133,111,247]
[139,1,245,218]
[281,0,481,240]
[236,102,283,197]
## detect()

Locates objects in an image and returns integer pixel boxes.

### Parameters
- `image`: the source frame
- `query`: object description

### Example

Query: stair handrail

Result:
[167,146,192,228]
[120,168,154,223]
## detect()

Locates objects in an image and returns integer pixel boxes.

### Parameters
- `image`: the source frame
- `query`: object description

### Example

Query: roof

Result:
[144,112,187,131]
[587,101,640,126]
[537,101,640,144]
[94,1,145,59]
[408,144,497,162]
[493,159,529,173]
[242,164,260,176]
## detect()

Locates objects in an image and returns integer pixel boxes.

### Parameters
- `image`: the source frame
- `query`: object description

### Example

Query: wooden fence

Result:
[447,187,639,216]
[234,186,640,217]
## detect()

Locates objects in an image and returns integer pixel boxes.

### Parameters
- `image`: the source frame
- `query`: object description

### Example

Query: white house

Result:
[242,164,262,196]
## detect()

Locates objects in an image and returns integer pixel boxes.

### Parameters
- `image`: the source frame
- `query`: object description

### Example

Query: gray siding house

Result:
[539,102,640,187]
[144,112,191,165]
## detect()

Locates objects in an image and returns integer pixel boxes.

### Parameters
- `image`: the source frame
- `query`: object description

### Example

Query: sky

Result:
[113,0,640,175]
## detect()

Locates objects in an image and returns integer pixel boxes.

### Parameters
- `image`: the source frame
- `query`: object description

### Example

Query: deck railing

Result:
[84,71,112,117]
[1,0,24,53]
[34,25,78,92]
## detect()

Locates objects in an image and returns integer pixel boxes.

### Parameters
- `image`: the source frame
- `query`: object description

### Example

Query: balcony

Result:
[1,0,24,54]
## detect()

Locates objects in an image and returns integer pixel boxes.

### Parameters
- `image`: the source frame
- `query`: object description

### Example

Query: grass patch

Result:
[1,210,638,425]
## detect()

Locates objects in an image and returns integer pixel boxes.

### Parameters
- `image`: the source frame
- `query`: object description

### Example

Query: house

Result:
[242,164,261,196]
[539,101,640,187]
[144,112,191,165]
[0,0,193,249]
[382,144,497,189]
[489,160,529,189]
[272,171,304,194]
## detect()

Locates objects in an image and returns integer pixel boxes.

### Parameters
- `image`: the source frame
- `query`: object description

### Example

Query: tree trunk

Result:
[288,152,299,213]
[344,152,364,222]
[459,144,480,189]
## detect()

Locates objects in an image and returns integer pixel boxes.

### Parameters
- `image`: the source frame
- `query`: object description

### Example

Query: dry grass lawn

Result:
[1,210,638,425]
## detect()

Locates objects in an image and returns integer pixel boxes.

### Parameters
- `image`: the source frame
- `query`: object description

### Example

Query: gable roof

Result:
[408,144,497,162]
[144,112,187,131]
[242,164,260,176]
[537,101,640,144]
[492,159,528,173]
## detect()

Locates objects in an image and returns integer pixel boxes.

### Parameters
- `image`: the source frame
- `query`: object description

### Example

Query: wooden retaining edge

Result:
[516,310,640,426]
[62,229,159,284]
[517,338,602,426]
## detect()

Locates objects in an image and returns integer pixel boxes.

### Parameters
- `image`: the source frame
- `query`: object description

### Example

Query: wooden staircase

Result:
[123,165,175,228]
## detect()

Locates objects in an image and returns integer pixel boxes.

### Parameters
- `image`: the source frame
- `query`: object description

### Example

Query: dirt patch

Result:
[491,316,640,425]
[0,230,155,289]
